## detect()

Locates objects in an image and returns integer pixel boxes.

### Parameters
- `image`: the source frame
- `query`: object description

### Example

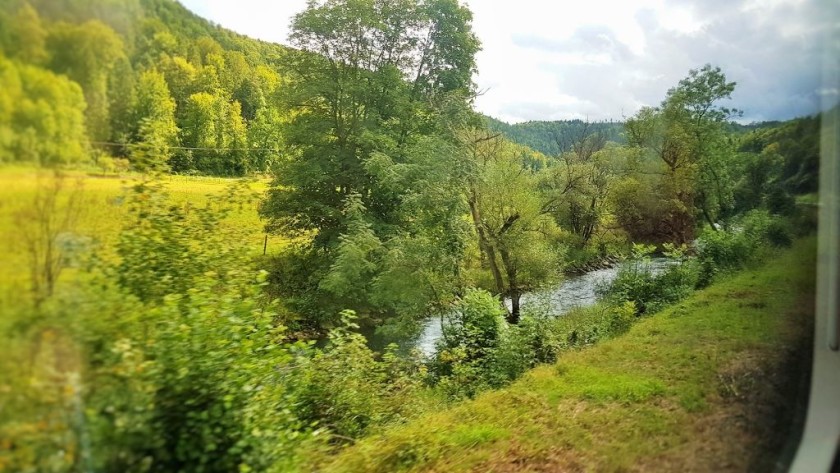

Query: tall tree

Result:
[47,20,125,142]
[5,3,49,65]
[0,56,88,165]
[129,69,178,172]
[459,128,561,323]
[260,0,480,325]
[261,0,479,246]
[625,64,738,242]
[179,91,247,175]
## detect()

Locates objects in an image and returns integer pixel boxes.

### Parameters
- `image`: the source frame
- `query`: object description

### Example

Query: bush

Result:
[285,311,423,441]
[696,209,792,286]
[429,289,506,399]
[600,244,698,315]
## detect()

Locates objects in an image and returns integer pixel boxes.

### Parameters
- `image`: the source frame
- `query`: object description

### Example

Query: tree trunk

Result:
[468,194,506,296]
[498,247,520,324]
[508,291,521,324]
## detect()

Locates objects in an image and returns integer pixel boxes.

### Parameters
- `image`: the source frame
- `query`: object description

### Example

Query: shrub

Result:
[696,209,793,286]
[600,244,698,315]
[285,311,422,441]
[429,289,506,399]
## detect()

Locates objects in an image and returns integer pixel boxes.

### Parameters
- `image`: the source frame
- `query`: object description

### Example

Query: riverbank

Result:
[312,237,816,472]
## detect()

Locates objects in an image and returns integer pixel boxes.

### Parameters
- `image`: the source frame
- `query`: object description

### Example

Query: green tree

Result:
[262,0,479,247]
[6,3,49,65]
[129,69,178,172]
[179,91,247,174]
[625,65,738,242]
[47,20,125,141]
[259,0,480,327]
[459,129,562,323]
[0,56,88,165]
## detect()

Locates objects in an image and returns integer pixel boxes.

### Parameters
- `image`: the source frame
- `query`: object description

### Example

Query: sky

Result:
[181,0,839,124]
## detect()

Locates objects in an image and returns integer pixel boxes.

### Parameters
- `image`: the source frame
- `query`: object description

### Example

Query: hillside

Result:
[483,115,788,158]
[484,115,626,156]
[0,0,290,175]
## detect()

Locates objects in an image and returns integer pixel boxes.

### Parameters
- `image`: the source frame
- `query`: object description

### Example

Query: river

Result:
[361,257,676,357]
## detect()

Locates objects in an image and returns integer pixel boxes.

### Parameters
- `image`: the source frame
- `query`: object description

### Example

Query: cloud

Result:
[179,0,838,123]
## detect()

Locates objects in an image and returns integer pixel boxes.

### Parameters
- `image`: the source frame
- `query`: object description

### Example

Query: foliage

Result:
[0,55,89,165]
[695,209,793,287]
[601,244,698,315]
[484,115,625,157]
[460,129,564,324]
[431,288,506,398]
[285,310,424,441]
[129,69,178,172]
[624,64,739,242]
[114,178,251,303]
[13,171,85,308]
[260,0,481,327]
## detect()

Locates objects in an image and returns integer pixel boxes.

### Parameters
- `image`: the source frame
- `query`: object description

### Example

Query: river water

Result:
[362,258,676,357]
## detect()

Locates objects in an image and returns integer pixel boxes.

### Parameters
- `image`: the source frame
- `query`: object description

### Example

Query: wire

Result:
[90,141,282,153]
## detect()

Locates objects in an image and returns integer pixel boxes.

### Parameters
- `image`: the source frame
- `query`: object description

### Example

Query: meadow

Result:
[0,166,273,308]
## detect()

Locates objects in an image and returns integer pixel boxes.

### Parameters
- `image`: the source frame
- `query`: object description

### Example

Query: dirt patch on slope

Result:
[634,295,814,473]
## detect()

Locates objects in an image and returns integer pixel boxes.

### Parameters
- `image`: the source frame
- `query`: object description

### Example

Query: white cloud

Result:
[179,0,836,123]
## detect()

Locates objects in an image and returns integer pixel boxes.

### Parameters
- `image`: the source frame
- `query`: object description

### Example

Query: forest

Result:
[0,0,826,471]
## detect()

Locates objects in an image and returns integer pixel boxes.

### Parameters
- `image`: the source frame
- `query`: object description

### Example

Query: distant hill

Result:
[0,0,291,174]
[483,115,625,156]
[483,114,788,157]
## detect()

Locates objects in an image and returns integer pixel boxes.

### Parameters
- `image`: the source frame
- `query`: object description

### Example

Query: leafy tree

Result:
[129,69,178,171]
[13,172,84,308]
[625,64,738,242]
[459,129,562,323]
[260,0,480,326]
[0,55,88,164]
[5,3,49,65]
[178,91,247,174]
[47,20,125,141]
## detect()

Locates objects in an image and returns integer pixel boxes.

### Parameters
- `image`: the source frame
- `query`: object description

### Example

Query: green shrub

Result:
[600,244,698,315]
[429,289,506,399]
[696,209,793,286]
[285,311,422,441]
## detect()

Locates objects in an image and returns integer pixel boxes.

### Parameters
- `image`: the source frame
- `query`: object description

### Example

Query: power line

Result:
[90,141,282,153]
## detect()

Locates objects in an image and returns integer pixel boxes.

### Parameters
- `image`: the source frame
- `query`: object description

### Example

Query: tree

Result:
[261,0,480,247]
[6,3,49,65]
[625,65,738,242]
[14,171,84,308]
[259,0,480,327]
[179,92,247,175]
[0,56,88,165]
[129,69,178,172]
[47,20,125,142]
[459,129,562,324]
[545,121,615,244]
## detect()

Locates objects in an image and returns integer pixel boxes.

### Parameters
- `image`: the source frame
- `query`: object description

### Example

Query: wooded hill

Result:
[0,0,290,175]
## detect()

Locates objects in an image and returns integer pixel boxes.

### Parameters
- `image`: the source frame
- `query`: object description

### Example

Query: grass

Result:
[313,237,817,472]
[0,166,281,308]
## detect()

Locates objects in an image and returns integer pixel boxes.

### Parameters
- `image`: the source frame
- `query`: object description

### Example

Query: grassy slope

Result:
[318,238,816,472]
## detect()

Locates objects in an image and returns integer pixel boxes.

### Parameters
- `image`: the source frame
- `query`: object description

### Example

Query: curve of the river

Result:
[363,258,676,357]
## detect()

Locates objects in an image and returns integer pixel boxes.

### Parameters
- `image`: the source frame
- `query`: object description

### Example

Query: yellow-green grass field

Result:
[0,166,282,310]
